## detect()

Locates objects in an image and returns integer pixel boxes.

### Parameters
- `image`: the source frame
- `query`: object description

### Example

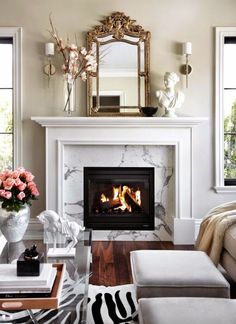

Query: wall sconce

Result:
[180,42,192,88]
[43,42,56,85]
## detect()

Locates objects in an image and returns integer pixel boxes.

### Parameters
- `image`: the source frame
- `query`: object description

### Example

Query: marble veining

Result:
[63,145,174,241]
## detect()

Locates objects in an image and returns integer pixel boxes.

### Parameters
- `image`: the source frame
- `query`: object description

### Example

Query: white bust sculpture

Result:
[156,72,184,117]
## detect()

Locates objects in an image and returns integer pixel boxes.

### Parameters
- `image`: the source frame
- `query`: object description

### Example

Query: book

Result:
[0,267,57,293]
[0,263,54,287]
[0,263,66,310]
[0,291,51,298]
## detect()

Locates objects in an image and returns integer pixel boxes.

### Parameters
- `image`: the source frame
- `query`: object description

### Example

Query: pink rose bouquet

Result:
[0,167,39,212]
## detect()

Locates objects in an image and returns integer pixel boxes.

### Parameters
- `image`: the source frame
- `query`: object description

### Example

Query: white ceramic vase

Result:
[0,205,30,243]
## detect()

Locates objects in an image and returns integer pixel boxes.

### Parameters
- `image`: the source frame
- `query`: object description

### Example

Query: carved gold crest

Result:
[88,12,146,40]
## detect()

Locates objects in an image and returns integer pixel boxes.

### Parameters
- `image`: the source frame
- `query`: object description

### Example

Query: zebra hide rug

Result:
[0,274,138,324]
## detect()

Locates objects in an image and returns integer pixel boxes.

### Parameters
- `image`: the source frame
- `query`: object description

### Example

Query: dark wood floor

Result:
[89,240,236,298]
[89,241,194,286]
[15,239,235,297]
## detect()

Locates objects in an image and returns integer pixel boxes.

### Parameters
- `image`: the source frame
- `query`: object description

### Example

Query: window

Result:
[0,28,21,170]
[215,27,236,192]
[0,38,13,169]
[223,37,236,186]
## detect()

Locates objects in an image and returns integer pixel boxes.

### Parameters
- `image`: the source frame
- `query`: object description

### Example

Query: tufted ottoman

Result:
[138,297,236,324]
[130,250,230,299]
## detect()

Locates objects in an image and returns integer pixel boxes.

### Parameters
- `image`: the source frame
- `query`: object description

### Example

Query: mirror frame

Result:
[86,12,151,116]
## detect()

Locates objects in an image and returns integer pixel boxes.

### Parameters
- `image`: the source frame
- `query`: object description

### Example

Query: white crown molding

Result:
[100,68,137,77]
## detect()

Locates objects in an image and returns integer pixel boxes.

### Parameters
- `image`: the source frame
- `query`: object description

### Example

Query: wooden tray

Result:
[0,263,66,310]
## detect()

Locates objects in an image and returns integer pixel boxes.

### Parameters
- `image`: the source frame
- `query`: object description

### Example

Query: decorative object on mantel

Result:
[37,209,85,257]
[140,106,158,117]
[180,42,192,88]
[156,72,185,117]
[0,167,39,243]
[87,12,151,116]
[48,16,97,116]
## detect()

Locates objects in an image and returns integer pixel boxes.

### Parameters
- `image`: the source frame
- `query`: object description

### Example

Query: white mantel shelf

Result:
[31,116,208,128]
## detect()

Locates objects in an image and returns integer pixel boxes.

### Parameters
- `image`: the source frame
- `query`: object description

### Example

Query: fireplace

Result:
[84,167,154,230]
[32,116,206,243]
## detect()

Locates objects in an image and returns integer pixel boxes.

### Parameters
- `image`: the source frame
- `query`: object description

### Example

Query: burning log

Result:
[99,198,122,212]
[93,184,143,214]
[124,191,142,212]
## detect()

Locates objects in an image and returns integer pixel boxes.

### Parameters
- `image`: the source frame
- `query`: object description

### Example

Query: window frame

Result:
[0,27,22,169]
[215,27,236,193]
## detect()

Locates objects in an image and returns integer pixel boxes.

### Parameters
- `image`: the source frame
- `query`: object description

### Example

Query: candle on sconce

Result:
[180,42,192,88]
[44,42,56,86]
[182,42,192,55]
[45,42,55,56]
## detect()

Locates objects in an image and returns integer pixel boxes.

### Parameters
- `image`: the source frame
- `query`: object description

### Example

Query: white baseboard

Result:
[194,218,202,241]
[173,218,202,245]
[25,218,203,244]
[173,218,195,245]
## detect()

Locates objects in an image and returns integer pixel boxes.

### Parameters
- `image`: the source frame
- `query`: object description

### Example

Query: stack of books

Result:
[0,264,57,298]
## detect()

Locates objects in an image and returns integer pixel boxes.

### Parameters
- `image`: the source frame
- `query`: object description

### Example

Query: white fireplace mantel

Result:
[32,116,208,244]
[31,116,206,128]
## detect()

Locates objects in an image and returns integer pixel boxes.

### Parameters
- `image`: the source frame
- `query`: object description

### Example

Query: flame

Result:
[101,193,109,202]
[99,185,142,213]
[122,185,130,195]
[113,186,120,200]
[115,186,132,212]
[135,189,141,205]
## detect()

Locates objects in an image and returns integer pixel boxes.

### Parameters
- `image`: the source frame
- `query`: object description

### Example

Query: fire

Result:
[113,186,120,200]
[101,193,109,202]
[115,186,131,212]
[99,184,142,213]
[135,189,141,205]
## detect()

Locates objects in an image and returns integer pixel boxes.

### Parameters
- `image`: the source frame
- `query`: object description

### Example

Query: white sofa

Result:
[221,223,236,282]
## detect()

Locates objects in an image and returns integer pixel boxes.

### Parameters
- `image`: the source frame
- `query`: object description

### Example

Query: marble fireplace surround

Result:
[32,116,207,244]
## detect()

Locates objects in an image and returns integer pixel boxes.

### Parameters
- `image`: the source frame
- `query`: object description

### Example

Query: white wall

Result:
[0,0,235,220]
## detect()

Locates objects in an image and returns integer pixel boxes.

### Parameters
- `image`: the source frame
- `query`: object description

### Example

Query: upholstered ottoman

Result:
[138,297,236,324]
[130,250,230,299]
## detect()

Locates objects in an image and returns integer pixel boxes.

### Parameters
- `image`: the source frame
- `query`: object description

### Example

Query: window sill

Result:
[214,186,236,193]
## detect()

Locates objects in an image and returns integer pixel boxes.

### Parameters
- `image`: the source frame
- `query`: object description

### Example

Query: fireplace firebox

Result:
[84,167,154,230]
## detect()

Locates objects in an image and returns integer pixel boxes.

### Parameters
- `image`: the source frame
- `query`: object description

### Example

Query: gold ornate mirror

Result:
[87,12,151,116]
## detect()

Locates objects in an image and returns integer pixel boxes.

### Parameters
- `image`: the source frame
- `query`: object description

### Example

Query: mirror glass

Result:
[87,12,150,116]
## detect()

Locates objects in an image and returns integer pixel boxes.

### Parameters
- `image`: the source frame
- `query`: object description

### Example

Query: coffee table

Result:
[0,228,92,324]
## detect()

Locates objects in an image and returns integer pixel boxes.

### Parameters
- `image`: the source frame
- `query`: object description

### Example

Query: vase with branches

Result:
[49,17,97,115]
